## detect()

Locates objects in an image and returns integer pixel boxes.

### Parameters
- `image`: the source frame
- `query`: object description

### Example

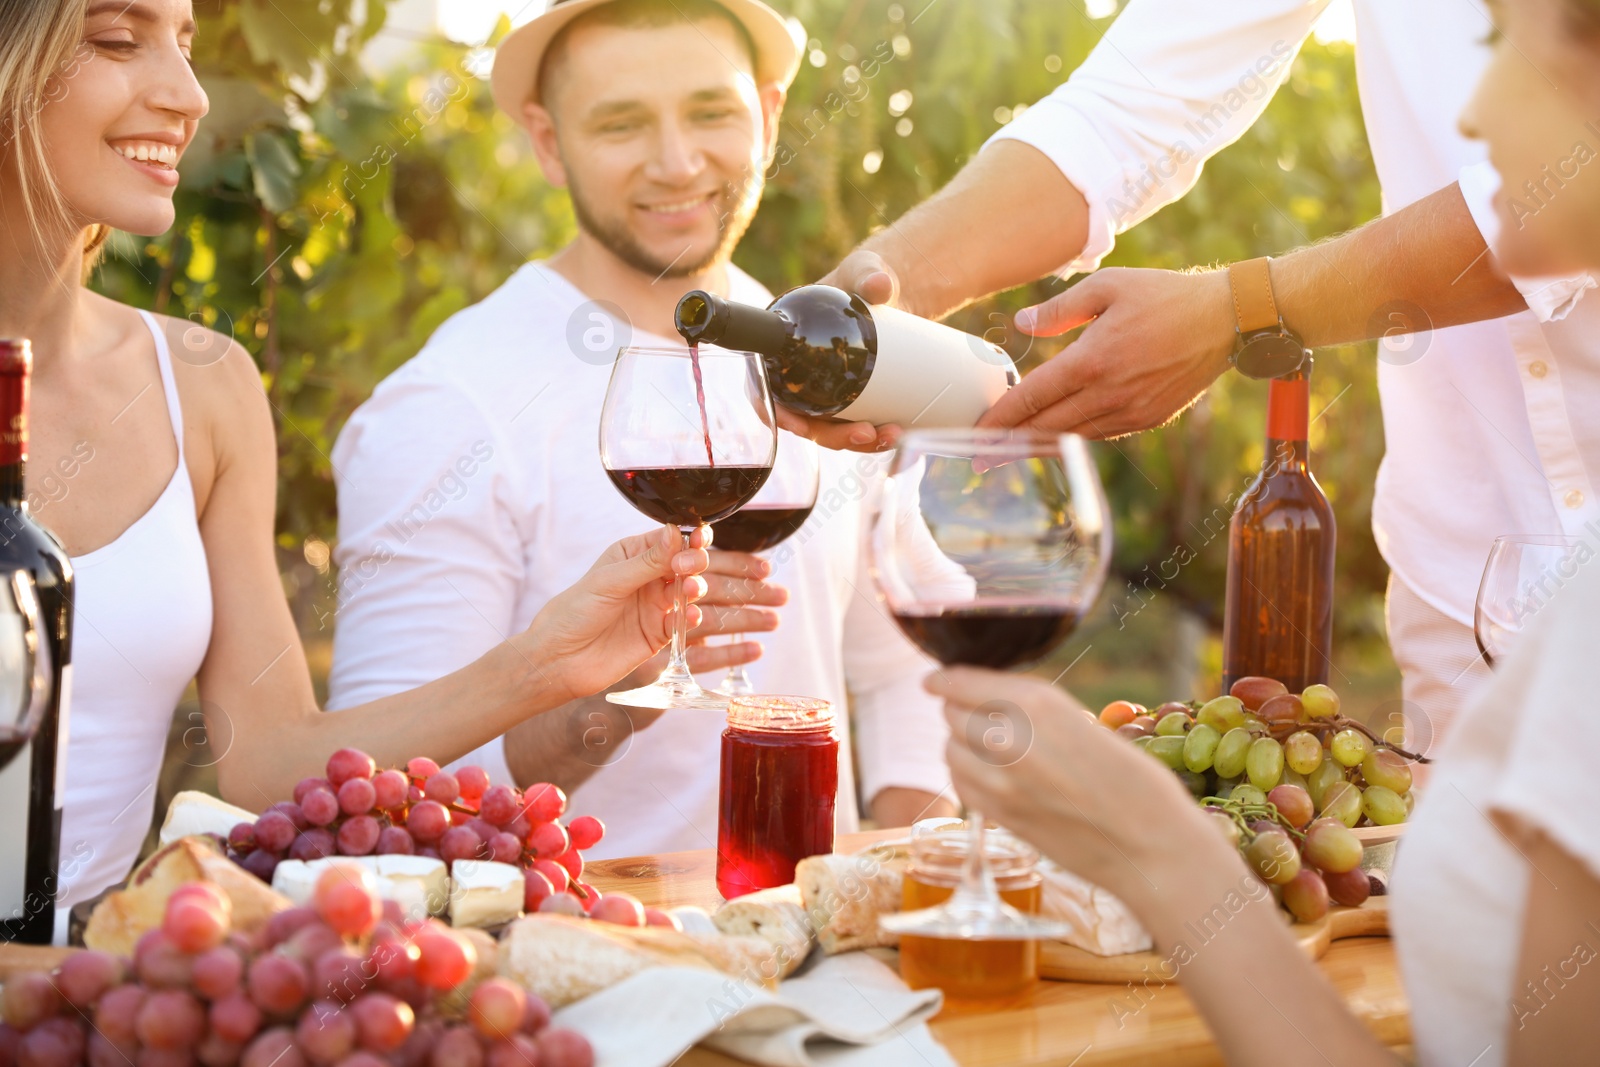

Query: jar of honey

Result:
[898,822,1043,1003]
[716,696,838,899]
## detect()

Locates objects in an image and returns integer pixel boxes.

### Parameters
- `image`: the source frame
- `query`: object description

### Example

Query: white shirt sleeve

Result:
[326,367,527,786]
[988,0,1330,274]
[1480,553,1600,881]
[1457,160,1596,322]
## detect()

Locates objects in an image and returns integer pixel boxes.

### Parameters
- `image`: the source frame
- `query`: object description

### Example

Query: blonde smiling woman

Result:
[0,0,714,934]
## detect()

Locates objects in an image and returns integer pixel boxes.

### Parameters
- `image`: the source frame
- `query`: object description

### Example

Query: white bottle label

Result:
[0,735,31,919]
[836,303,1017,428]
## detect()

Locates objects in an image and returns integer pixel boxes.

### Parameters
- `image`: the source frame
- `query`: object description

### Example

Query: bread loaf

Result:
[498,914,781,1007]
[84,837,289,956]
[713,884,814,977]
[796,848,907,954]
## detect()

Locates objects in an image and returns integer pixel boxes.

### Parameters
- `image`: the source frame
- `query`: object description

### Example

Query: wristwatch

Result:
[1226,257,1311,380]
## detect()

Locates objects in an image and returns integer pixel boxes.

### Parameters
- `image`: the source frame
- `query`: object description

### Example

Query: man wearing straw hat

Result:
[327,0,957,858]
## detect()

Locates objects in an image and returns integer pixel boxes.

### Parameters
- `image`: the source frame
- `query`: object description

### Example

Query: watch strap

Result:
[1227,257,1281,335]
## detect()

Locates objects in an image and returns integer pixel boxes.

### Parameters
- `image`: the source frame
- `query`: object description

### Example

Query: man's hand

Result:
[979,267,1237,439]
[621,548,787,685]
[870,786,958,830]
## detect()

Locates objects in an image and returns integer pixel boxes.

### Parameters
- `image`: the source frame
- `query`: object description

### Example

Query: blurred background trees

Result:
[98,0,1394,827]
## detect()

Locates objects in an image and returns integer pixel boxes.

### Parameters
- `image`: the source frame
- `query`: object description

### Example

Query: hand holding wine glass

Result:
[870,429,1111,939]
[516,525,714,706]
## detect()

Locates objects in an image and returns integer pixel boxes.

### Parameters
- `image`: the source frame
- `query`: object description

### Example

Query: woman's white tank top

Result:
[55,310,214,933]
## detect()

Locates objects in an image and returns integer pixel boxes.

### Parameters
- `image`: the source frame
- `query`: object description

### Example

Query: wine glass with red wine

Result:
[1474,534,1586,668]
[0,570,50,773]
[601,345,777,710]
[871,429,1110,940]
[710,433,821,696]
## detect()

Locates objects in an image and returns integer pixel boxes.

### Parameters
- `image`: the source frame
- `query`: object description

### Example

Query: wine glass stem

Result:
[661,528,695,687]
[952,809,1003,913]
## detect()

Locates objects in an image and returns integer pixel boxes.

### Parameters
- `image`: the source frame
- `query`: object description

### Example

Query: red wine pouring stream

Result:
[0,339,75,946]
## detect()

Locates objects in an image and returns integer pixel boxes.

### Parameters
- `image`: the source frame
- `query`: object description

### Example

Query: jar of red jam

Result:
[899,822,1043,1004]
[716,695,838,899]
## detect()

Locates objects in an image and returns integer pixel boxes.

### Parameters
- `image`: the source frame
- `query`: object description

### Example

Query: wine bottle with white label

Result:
[0,339,74,945]
[675,285,1019,429]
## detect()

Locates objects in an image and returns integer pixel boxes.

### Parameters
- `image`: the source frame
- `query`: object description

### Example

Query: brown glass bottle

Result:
[1222,370,1335,693]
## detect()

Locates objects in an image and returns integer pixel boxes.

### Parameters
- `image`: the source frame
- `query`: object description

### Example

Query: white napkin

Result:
[552,950,956,1067]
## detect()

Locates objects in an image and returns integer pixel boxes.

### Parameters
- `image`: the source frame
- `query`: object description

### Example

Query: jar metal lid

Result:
[726,694,834,733]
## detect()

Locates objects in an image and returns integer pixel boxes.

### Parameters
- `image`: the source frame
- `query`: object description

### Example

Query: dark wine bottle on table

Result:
[675,286,1019,429]
[1222,368,1335,693]
[0,340,75,945]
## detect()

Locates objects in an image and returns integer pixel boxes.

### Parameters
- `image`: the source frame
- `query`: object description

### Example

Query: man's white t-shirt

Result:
[327,262,951,859]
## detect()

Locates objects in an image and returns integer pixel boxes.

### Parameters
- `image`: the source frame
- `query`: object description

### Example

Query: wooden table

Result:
[586,830,1412,1067]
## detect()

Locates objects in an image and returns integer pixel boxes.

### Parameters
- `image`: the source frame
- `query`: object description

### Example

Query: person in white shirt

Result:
[938,10,1600,1065]
[328,0,957,860]
[796,0,1600,759]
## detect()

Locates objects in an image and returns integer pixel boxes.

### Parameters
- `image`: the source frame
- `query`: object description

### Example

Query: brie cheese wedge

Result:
[374,855,449,917]
[159,791,258,847]
[448,859,524,929]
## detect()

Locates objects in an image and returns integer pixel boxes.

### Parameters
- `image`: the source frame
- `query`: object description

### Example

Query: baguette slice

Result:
[84,837,289,956]
[498,914,779,1007]
[796,850,906,954]
[713,884,814,977]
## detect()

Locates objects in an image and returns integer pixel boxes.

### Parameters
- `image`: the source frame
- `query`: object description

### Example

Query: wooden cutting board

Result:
[1040,894,1389,983]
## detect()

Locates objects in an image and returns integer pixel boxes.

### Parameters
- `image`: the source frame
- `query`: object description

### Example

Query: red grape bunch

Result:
[226,750,610,906]
[0,867,595,1067]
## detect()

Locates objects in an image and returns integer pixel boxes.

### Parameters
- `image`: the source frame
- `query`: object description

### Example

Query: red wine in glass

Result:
[711,504,815,553]
[607,466,772,527]
[892,605,1083,670]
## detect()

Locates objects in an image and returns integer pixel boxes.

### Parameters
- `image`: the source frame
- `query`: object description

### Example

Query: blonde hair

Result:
[0,0,110,272]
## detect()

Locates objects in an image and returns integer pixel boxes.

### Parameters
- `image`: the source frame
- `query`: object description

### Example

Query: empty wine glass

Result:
[710,433,821,696]
[871,429,1111,940]
[1474,534,1587,668]
[600,345,777,711]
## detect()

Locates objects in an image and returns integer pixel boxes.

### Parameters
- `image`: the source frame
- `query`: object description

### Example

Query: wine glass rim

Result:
[616,344,760,360]
[896,428,1082,451]
[1490,533,1589,548]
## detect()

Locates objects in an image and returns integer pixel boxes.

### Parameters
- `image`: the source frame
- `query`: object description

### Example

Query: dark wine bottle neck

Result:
[675,290,793,354]
[1265,374,1310,471]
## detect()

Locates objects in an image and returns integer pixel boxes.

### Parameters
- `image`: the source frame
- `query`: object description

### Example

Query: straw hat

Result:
[491,0,806,116]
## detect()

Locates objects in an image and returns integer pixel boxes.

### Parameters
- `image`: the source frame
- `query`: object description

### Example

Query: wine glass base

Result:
[606,684,728,711]
[715,679,756,697]
[879,899,1077,941]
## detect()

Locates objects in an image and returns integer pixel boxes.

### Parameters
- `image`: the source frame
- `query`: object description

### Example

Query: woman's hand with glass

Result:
[930,667,1235,923]
[515,524,721,705]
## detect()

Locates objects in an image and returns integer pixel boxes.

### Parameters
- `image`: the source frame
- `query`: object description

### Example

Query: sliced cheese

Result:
[158,791,258,847]
[448,859,524,929]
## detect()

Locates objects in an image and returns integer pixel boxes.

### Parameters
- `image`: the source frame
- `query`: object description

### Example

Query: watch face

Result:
[1236,334,1308,379]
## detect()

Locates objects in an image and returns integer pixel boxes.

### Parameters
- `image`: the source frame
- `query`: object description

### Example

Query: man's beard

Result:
[564,165,763,280]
